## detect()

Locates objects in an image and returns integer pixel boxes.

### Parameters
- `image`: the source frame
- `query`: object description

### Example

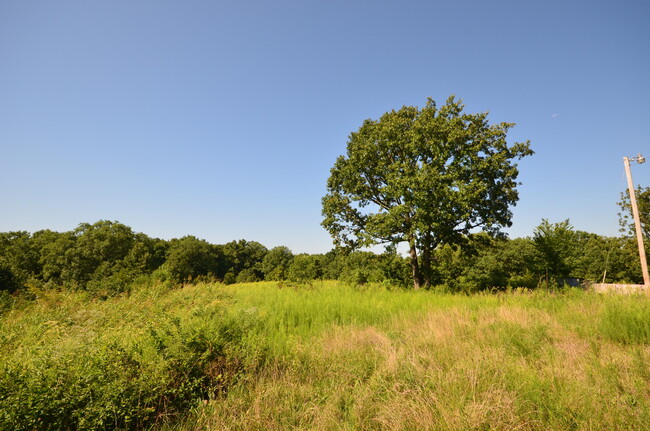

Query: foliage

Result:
[287,254,323,283]
[47,221,138,287]
[222,240,268,278]
[261,246,294,281]
[529,219,645,285]
[0,284,257,430]
[223,272,237,285]
[310,249,411,287]
[533,219,577,280]
[165,236,222,284]
[0,221,279,292]
[618,185,650,238]
[464,235,544,290]
[0,215,643,296]
[0,265,19,293]
[429,234,543,292]
[0,231,41,283]
[322,96,533,288]
[571,234,642,283]
[0,221,169,295]
[235,268,263,283]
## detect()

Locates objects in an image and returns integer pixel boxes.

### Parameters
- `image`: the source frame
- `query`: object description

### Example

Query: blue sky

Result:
[1,0,649,253]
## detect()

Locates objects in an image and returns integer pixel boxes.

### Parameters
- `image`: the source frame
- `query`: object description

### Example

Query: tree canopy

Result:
[533,219,577,280]
[618,185,650,239]
[322,96,533,288]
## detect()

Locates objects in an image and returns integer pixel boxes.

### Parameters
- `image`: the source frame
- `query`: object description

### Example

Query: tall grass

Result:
[218,281,468,356]
[165,285,650,431]
[0,284,256,430]
[1,282,650,430]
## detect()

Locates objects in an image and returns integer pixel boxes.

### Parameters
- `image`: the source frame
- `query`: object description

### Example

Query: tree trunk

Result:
[421,230,432,288]
[409,237,423,289]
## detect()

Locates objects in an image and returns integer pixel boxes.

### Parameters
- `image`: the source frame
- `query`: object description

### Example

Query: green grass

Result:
[216,281,463,355]
[1,282,650,430]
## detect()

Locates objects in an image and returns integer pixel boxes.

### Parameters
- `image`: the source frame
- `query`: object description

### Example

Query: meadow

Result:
[1,281,649,430]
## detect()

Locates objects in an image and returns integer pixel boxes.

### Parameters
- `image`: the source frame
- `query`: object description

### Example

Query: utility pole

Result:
[623,153,649,286]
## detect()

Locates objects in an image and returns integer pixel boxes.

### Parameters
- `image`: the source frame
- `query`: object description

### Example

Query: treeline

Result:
[0,219,646,296]
[0,220,408,296]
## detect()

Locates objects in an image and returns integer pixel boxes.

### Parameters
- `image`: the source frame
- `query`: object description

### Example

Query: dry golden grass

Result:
[158,288,650,431]
[202,321,636,429]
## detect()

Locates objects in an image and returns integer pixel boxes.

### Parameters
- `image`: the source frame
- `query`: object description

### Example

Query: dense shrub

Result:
[165,236,223,284]
[288,254,323,282]
[0,218,645,294]
[261,246,294,281]
[236,268,263,283]
[0,293,258,430]
[0,265,20,293]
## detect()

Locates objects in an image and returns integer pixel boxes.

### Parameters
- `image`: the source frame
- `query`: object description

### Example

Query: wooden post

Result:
[624,156,650,286]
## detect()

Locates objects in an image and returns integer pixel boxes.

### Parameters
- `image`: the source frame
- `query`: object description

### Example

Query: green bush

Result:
[0,290,15,315]
[0,294,257,430]
[340,268,372,286]
[288,255,323,282]
[235,268,263,283]
[223,272,236,285]
[508,271,540,289]
[86,268,136,298]
[0,265,20,293]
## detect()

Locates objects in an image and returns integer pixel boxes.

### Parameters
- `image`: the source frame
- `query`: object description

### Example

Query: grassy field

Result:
[1,281,650,430]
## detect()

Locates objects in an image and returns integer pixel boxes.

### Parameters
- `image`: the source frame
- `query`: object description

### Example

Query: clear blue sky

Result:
[1,0,649,253]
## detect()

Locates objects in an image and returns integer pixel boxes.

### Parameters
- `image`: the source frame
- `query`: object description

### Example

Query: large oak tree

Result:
[322,96,533,289]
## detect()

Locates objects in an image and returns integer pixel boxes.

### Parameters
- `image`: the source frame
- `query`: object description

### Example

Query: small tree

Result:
[322,96,532,288]
[288,255,323,283]
[165,236,221,284]
[222,240,268,278]
[533,219,576,282]
[618,186,650,239]
[261,246,294,281]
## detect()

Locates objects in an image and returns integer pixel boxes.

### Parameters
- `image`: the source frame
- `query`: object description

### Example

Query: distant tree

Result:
[464,236,544,290]
[322,96,532,288]
[337,251,379,285]
[375,252,411,286]
[74,221,136,264]
[123,234,167,274]
[30,230,67,282]
[426,234,546,291]
[571,234,640,283]
[222,272,237,285]
[320,249,347,280]
[0,264,19,292]
[317,249,408,286]
[533,219,576,281]
[222,240,268,279]
[0,231,40,284]
[45,221,138,287]
[236,268,263,283]
[618,186,650,239]
[288,254,323,283]
[261,246,294,281]
[164,236,222,284]
[39,231,77,285]
[619,237,648,284]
